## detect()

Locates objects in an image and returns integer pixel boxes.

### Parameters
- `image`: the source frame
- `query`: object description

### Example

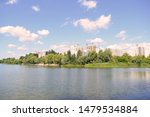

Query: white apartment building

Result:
[108,43,150,57]
[73,44,97,55]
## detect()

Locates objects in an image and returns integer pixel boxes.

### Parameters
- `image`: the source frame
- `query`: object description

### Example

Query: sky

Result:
[0,0,150,58]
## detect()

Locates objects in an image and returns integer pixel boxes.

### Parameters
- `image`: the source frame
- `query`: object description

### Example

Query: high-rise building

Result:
[74,44,97,55]
[138,46,145,56]
[86,45,96,52]
[108,43,150,57]
[111,49,123,56]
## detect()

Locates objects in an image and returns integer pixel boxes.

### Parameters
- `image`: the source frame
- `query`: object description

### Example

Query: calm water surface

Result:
[0,64,150,100]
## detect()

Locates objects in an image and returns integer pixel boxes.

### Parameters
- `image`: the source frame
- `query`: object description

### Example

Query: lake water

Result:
[0,64,150,100]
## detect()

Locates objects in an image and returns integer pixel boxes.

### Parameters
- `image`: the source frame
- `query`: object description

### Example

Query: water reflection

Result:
[0,65,150,100]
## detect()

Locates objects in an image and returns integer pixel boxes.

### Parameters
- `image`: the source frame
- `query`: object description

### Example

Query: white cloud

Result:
[0,26,50,42]
[32,5,40,12]
[116,30,127,40]
[0,26,39,42]
[6,0,17,5]
[108,43,131,50]
[8,44,16,48]
[86,38,104,45]
[37,29,49,36]
[8,43,28,51]
[80,0,97,9]
[17,46,27,51]
[74,15,111,31]
[35,41,44,45]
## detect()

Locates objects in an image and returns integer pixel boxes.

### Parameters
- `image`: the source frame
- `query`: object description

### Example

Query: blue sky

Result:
[0,0,150,58]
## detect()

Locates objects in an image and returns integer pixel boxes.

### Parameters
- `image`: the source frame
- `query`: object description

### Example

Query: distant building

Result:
[111,49,123,56]
[137,46,145,56]
[108,43,150,57]
[36,51,46,58]
[73,44,97,56]
[86,45,96,52]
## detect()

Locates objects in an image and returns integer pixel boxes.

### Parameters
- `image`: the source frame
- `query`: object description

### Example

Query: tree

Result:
[23,53,39,64]
[1,58,20,64]
[97,49,105,62]
[46,50,57,55]
[43,54,53,64]
[97,49,112,63]
[103,49,112,62]
[19,56,25,63]
[135,56,145,67]
[67,50,72,61]
[87,51,97,63]
[62,50,77,64]
[61,54,68,65]
[53,54,63,65]
[77,50,82,58]
[145,55,150,64]
[77,56,87,65]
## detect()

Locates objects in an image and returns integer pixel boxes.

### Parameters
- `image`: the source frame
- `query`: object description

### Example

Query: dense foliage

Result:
[0,49,150,67]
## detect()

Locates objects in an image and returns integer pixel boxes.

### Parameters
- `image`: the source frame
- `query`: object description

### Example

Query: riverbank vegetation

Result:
[0,49,150,68]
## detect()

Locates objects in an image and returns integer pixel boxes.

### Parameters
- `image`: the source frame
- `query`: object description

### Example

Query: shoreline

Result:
[1,63,150,68]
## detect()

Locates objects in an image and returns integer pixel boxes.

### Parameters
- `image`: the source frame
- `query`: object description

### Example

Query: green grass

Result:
[85,62,150,68]
[1,62,150,68]
[61,64,84,68]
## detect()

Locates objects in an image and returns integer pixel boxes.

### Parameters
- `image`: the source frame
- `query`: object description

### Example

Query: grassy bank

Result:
[1,63,150,68]
[61,64,84,68]
[84,62,150,68]
[39,63,150,68]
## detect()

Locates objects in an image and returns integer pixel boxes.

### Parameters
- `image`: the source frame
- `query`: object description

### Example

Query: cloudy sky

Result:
[0,0,150,58]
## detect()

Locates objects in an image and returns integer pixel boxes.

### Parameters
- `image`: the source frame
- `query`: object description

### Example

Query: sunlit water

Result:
[0,64,150,100]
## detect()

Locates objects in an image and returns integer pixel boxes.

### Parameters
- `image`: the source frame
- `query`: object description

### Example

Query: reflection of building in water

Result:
[128,71,150,80]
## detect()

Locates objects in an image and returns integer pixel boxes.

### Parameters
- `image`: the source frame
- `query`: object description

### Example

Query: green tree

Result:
[53,54,63,65]
[87,51,97,63]
[43,54,54,64]
[135,56,145,67]
[61,54,68,65]
[67,50,72,60]
[77,50,82,58]
[103,49,112,62]
[145,55,150,64]
[46,50,57,55]
[77,56,87,65]
[97,50,105,62]
[63,50,76,64]
[23,53,38,64]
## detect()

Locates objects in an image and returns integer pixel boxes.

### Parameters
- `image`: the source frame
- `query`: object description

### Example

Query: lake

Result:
[0,64,150,100]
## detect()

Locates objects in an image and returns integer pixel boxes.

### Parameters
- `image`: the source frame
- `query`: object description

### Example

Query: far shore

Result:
[35,63,60,67]
[5,63,149,68]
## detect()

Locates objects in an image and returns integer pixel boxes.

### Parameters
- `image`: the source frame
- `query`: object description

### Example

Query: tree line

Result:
[0,49,150,66]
